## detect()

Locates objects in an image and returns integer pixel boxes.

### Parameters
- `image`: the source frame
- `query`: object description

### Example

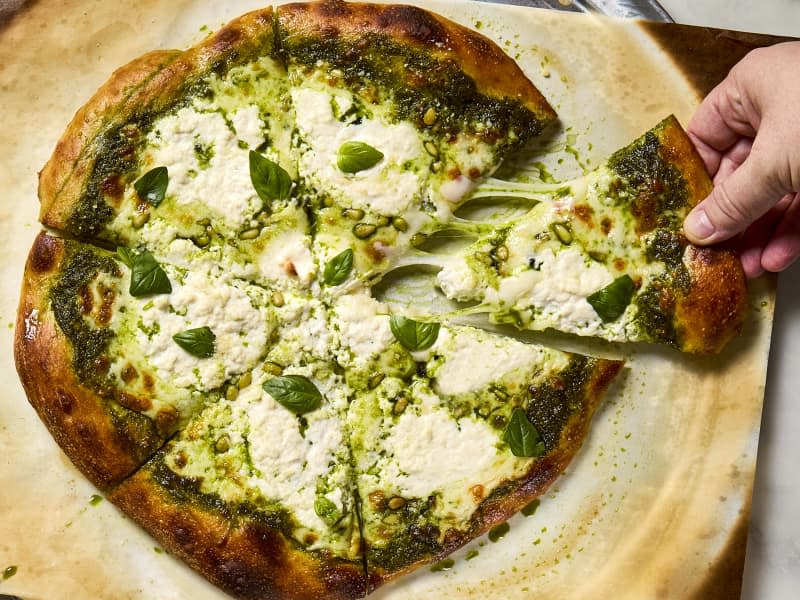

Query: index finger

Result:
[688,73,758,149]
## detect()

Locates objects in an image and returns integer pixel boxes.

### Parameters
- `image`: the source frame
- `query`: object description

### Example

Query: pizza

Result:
[13,1,747,598]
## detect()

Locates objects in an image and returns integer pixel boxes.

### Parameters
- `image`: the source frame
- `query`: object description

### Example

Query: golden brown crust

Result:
[675,246,748,354]
[366,358,624,587]
[37,49,182,224]
[39,5,276,236]
[109,464,368,600]
[14,232,163,489]
[654,117,748,353]
[277,0,556,122]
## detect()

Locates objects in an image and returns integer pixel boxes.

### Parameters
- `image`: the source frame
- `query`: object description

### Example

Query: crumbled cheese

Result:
[291,85,427,216]
[142,107,263,230]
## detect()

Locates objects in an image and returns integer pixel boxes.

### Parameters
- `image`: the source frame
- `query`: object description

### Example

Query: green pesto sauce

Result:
[607,128,689,228]
[488,522,510,542]
[282,34,545,157]
[89,494,103,506]
[521,498,540,517]
[3,565,17,580]
[465,549,479,560]
[633,281,678,347]
[525,356,591,448]
[49,246,165,449]
[50,247,118,387]
[430,558,454,572]
[150,456,297,542]
[368,495,442,572]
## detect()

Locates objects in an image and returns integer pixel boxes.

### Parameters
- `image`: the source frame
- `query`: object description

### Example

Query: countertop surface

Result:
[657,1,800,598]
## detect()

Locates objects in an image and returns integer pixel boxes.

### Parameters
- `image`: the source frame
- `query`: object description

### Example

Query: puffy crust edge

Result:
[39,6,276,234]
[655,117,747,354]
[37,49,182,228]
[277,0,557,122]
[109,464,368,600]
[366,357,624,587]
[13,232,164,490]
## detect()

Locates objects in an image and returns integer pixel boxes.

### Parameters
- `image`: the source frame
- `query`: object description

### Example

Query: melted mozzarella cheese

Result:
[377,387,529,523]
[487,247,615,335]
[250,365,351,536]
[436,255,483,303]
[291,86,427,216]
[429,328,550,396]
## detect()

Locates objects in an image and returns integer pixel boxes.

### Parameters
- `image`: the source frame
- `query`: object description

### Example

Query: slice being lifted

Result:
[434,116,747,353]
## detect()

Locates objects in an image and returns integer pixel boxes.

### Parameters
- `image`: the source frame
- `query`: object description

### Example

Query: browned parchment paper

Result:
[0,2,778,599]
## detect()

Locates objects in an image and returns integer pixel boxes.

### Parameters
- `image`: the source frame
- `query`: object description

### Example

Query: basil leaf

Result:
[134,166,168,207]
[587,274,635,322]
[129,250,172,297]
[323,248,354,286]
[337,141,384,173]
[172,326,216,358]
[314,496,341,525]
[263,375,323,414]
[389,315,440,351]
[249,150,292,203]
[116,246,136,269]
[503,408,546,457]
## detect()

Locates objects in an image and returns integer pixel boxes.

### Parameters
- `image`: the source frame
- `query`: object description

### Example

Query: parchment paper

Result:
[0,2,776,599]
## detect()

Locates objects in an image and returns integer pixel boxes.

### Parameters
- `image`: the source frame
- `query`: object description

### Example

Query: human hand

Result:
[683,41,800,278]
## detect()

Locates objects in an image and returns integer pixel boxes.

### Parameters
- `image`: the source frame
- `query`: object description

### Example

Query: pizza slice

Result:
[36,6,308,289]
[326,287,621,585]
[342,319,622,586]
[278,0,557,279]
[431,116,747,353]
[109,359,367,600]
[14,232,276,488]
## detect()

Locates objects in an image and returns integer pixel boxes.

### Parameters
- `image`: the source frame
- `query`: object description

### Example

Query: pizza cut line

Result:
[14,1,747,598]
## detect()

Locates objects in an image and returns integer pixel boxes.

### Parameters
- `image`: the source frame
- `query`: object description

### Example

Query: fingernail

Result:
[685,208,716,240]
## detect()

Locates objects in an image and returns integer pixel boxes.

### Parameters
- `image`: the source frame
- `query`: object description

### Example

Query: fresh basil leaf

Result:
[249,150,292,203]
[116,246,136,269]
[134,166,168,207]
[323,248,354,286]
[314,496,341,525]
[503,408,546,457]
[587,274,635,322]
[263,375,323,414]
[172,326,216,358]
[389,315,440,351]
[129,250,172,297]
[337,141,384,173]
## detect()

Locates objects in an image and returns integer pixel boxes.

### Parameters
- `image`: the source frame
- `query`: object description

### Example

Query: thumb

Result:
[684,148,785,245]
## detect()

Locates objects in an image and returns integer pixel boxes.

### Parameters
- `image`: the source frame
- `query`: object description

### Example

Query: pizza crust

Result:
[655,117,747,353]
[39,5,277,237]
[109,459,368,600]
[14,232,164,489]
[364,357,624,586]
[277,0,557,122]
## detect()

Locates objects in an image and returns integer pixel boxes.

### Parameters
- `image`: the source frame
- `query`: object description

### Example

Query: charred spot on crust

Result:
[377,5,449,48]
[56,389,75,414]
[118,391,152,413]
[30,234,59,273]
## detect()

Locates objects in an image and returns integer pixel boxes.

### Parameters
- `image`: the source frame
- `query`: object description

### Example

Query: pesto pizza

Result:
[14,1,746,598]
